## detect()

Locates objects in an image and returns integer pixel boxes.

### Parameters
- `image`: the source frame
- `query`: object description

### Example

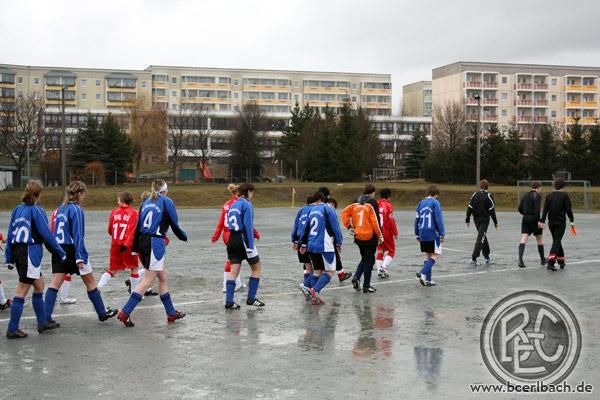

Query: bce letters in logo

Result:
[480,290,581,384]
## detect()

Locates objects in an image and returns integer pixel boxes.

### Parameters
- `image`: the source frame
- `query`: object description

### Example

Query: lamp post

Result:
[474,92,481,185]
[61,84,68,194]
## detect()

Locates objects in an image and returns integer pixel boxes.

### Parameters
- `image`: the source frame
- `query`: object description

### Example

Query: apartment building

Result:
[402,81,432,117]
[432,61,600,134]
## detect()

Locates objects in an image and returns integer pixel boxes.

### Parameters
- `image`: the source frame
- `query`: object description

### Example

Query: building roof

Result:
[433,61,600,79]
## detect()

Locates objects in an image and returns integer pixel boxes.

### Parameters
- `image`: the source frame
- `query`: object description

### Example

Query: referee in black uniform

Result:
[541,178,575,271]
[517,181,546,268]
[466,179,498,267]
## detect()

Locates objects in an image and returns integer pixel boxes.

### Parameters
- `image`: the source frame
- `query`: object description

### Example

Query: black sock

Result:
[518,243,525,262]
[537,245,545,260]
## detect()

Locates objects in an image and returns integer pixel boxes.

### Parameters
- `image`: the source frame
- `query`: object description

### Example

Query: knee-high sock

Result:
[44,287,59,322]
[537,245,545,261]
[382,255,393,269]
[223,271,228,288]
[138,268,146,279]
[160,292,176,316]
[98,272,113,290]
[421,258,436,282]
[375,259,383,271]
[225,280,236,304]
[87,288,107,319]
[313,274,331,293]
[518,243,525,262]
[247,277,260,301]
[303,272,311,287]
[59,275,72,300]
[8,297,25,332]
[310,274,319,289]
[122,292,143,315]
[0,281,7,305]
[130,272,140,291]
[32,292,47,327]
[235,273,242,288]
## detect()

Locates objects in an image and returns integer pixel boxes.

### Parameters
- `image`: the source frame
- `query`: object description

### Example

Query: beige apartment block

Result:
[402,81,432,117]
[432,61,600,135]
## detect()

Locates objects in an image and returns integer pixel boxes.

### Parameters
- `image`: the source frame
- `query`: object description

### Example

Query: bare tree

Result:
[0,95,44,188]
[230,102,267,182]
[432,100,467,151]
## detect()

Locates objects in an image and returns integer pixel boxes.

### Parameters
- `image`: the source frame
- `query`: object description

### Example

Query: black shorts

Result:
[297,248,311,264]
[420,239,442,255]
[138,235,152,269]
[227,231,259,265]
[13,244,38,285]
[51,244,80,275]
[308,252,325,271]
[521,216,543,236]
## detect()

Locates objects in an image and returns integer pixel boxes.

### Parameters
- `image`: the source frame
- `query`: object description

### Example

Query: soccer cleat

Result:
[559,263,565,270]
[99,307,118,322]
[378,269,390,279]
[125,279,131,294]
[167,311,186,322]
[540,257,547,266]
[144,289,159,296]
[518,260,526,268]
[60,297,77,305]
[307,288,324,305]
[351,278,360,291]
[118,310,135,327]
[470,260,480,269]
[547,264,557,272]
[37,320,60,333]
[338,271,353,282]
[6,329,28,339]
[225,302,241,310]
[246,299,265,307]
[425,280,437,287]
[485,257,492,266]
[416,272,426,286]
[298,283,311,301]
[0,299,12,311]
[363,286,376,293]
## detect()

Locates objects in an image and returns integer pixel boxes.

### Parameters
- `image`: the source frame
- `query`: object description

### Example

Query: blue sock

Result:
[310,274,319,288]
[225,280,236,304]
[247,277,260,301]
[44,287,59,323]
[303,273,311,287]
[160,292,176,316]
[88,288,108,318]
[313,273,331,293]
[421,258,436,282]
[8,297,25,332]
[32,292,47,327]
[122,292,143,315]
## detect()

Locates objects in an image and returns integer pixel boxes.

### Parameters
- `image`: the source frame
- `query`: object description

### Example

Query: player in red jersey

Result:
[96,192,145,293]
[212,184,260,292]
[376,188,398,278]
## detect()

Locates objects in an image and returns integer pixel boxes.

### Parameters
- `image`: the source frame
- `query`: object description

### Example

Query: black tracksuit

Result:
[353,195,381,290]
[541,190,574,265]
[518,190,545,263]
[466,190,498,261]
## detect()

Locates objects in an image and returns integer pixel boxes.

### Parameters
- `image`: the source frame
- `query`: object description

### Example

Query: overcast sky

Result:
[2,0,600,113]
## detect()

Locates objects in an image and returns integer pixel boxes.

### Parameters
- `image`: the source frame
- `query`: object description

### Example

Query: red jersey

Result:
[378,199,398,237]
[108,205,138,248]
[212,196,260,244]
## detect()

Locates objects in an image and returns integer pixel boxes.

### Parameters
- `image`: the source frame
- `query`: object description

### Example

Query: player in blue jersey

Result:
[224,183,264,310]
[4,182,67,338]
[118,180,187,327]
[414,186,445,286]
[292,195,314,295]
[319,186,352,282]
[44,181,118,325]
[299,191,344,305]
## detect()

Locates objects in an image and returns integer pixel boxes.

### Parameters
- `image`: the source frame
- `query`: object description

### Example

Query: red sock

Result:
[224,260,231,273]
[64,275,73,282]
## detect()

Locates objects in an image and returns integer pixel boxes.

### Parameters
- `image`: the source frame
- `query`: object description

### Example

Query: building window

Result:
[81,93,87,100]
[501,76,507,84]
[501,92,507,100]
[171,104,178,110]
[551,110,557,118]
[96,80,101,87]
[17,76,23,84]
[96,93,101,101]
[294,81,299,88]
[171,90,177,97]
[233,92,238,99]
[171,77,177,84]
[352,96,357,102]
[17,91,23,97]
[551,78,557,85]
[33,92,40,99]
[294,94,299,104]
[141,81,147,88]
[81,79,87,87]
[34,78,40,85]
[351,83,357,90]
[234,79,239,86]
[501,109,507,116]
[551,94,557,101]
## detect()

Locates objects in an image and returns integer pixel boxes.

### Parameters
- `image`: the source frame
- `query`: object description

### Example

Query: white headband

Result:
[154,182,168,194]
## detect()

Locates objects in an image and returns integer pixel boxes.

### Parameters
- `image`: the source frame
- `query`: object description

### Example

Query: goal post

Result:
[517,180,593,213]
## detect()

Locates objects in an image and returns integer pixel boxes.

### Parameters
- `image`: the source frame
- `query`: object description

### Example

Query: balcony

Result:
[583,85,597,92]
[515,83,533,90]
[534,83,548,90]
[581,117,598,124]
[464,81,482,88]
[482,114,498,121]
[483,82,498,89]
[534,116,548,123]
[565,101,585,108]
[564,84,597,92]
[515,99,533,106]
[582,101,597,108]
[516,116,533,123]
[465,113,479,122]
[533,99,548,107]
[483,98,498,105]
[465,97,480,105]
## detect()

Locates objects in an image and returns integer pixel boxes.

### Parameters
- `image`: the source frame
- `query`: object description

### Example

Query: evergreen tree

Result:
[504,127,526,183]
[481,124,509,183]
[562,118,588,180]
[403,127,430,178]
[230,103,264,181]
[530,124,560,179]
[586,124,600,184]
[279,103,317,178]
[100,115,133,184]
[70,116,103,169]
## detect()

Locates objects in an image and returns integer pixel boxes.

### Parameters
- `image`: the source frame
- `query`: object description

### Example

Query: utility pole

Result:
[61,84,68,195]
[474,93,481,185]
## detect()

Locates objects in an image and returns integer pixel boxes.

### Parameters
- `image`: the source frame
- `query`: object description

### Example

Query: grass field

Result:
[0,181,596,212]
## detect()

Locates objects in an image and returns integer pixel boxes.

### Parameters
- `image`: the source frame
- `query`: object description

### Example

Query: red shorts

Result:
[377,233,396,257]
[109,245,139,271]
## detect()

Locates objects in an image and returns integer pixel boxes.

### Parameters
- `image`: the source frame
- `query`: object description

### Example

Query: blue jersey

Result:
[291,204,312,243]
[414,197,445,241]
[6,203,66,267]
[300,203,343,253]
[133,195,187,251]
[53,202,88,264]
[227,197,256,249]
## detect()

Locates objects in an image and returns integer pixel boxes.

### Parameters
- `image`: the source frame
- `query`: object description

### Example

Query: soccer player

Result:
[540,178,575,271]
[518,181,546,268]
[465,179,498,268]
[224,183,264,310]
[376,188,398,278]
[118,180,187,326]
[292,195,315,295]
[326,197,353,282]
[415,185,445,287]
[299,191,344,304]
[4,182,67,338]
[212,184,260,292]
[97,192,142,292]
[341,184,384,293]
[49,210,77,304]
[45,181,118,325]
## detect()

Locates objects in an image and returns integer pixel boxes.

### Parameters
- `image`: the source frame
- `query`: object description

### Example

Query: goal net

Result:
[517,180,593,213]
[372,168,399,181]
